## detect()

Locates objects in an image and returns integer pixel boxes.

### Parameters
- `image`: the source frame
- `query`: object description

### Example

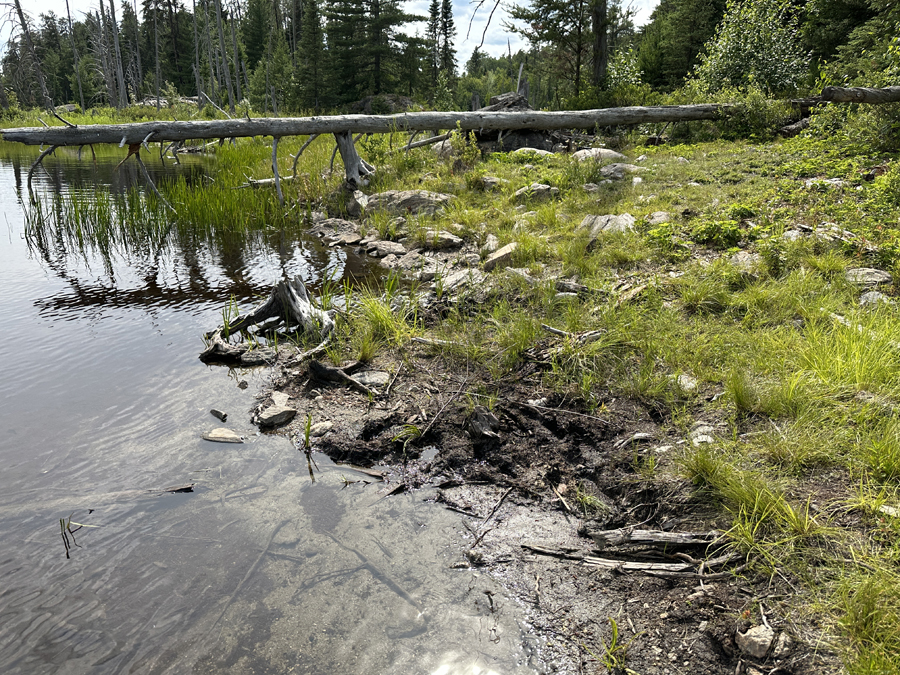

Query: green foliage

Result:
[690,0,809,96]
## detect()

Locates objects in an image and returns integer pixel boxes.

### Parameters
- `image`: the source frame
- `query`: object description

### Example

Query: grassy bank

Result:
[16,106,900,673]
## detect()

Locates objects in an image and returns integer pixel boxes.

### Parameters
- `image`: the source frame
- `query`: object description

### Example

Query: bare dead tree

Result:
[11,0,53,110]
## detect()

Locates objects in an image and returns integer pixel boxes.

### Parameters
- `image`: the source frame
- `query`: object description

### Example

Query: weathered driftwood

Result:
[522,543,741,577]
[200,277,333,363]
[309,359,379,397]
[821,86,900,104]
[588,528,720,550]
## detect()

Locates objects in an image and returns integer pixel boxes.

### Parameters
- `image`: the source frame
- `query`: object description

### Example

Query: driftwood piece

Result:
[588,528,720,550]
[200,277,333,362]
[522,543,741,577]
[309,359,378,396]
[821,86,900,104]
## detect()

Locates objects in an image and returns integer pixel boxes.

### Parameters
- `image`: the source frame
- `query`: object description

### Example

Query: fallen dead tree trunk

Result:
[1,105,727,147]
[821,86,900,104]
[588,527,720,550]
[200,277,333,363]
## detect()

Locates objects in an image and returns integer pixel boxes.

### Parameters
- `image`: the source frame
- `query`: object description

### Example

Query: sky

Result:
[6,0,660,60]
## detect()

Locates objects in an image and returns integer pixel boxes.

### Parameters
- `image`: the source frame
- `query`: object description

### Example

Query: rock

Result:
[736,625,775,658]
[846,268,892,288]
[482,233,500,254]
[441,268,486,294]
[860,290,895,307]
[309,421,333,437]
[781,229,804,241]
[635,154,648,162]
[258,405,297,427]
[772,632,793,659]
[512,147,553,157]
[600,163,644,180]
[352,371,391,387]
[481,176,505,191]
[203,428,243,443]
[433,140,454,159]
[676,156,689,164]
[469,405,501,439]
[240,348,277,366]
[346,190,368,218]
[425,230,463,249]
[271,392,290,407]
[379,254,400,268]
[484,242,518,272]
[309,210,328,224]
[805,177,846,189]
[579,214,636,240]
[317,217,357,234]
[673,374,698,394]
[572,147,628,162]
[210,409,227,422]
[515,183,559,202]
[647,211,670,226]
[731,251,761,273]
[335,232,362,246]
[632,176,643,185]
[369,240,407,257]
[367,189,454,216]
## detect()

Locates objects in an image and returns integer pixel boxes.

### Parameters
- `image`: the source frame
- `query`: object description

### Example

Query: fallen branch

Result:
[588,527,721,550]
[309,359,378,397]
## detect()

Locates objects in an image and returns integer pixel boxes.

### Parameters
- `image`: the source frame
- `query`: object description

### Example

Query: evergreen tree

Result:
[296,0,326,110]
[438,0,455,78]
[241,0,269,71]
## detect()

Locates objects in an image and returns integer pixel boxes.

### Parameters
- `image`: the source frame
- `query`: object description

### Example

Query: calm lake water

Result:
[0,144,545,674]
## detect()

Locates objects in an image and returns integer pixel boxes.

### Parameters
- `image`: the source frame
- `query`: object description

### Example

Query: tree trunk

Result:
[229,7,242,103]
[133,0,143,100]
[591,0,608,87]
[821,86,900,104]
[12,0,53,110]
[214,0,235,112]
[153,5,161,110]
[192,0,202,102]
[65,0,86,111]
[107,0,129,107]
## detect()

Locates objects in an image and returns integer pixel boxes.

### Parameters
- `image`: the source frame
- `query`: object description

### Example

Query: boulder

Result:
[258,405,297,427]
[346,190,368,218]
[846,268,892,288]
[484,242,518,272]
[515,183,559,202]
[572,148,628,162]
[441,268,486,294]
[512,147,553,157]
[424,230,463,250]
[860,290,895,307]
[600,163,644,180]
[647,211,670,226]
[481,233,500,254]
[367,190,454,216]
[368,240,407,257]
[579,213,635,238]
[433,140,454,159]
[203,428,243,443]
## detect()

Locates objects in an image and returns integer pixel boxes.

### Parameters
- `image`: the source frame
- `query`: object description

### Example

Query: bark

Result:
[107,0,128,107]
[821,86,900,104]
[591,0,608,87]
[192,0,203,102]
[588,528,720,550]
[214,0,235,112]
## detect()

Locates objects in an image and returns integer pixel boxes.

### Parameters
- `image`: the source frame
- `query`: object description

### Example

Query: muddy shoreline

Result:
[244,339,827,675]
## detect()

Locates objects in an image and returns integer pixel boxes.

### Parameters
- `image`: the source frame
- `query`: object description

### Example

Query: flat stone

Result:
[370,240,407,257]
[647,211,670,226]
[441,268,486,294]
[847,268,892,287]
[676,156,690,164]
[579,213,635,239]
[309,421,333,437]
[352,371,391,387]
[600,163,644,180]
[583,183,601,193]
[367,189,454,216]
[258,405,297,427]
[781,229,804,241]
[736,625,775,658]
[482,233,500,254]
[271,392,290,407]
[481,176,505,191]
[336,232,362,245]
[691,434,715,446]
[515,183,559,202]
[512,147,553,157]
[860,290,895,307]
[674,374,698,394]
[379,253,400,268]
[203,427,243,443]
[484,242,518,272]
[425,230,463,249]
[572,147,628,162]
[240,348,277,366]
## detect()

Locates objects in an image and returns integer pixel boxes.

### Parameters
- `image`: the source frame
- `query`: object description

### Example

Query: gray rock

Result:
[210,408,227,422]
[675,156,689,164]
[370,240,407,257]
[579,213,636,238]
[309,210,328,224]
[441,268,486,294]
[379,253,400,268]
[352,371,391,387]
[482,233,500,254]
[647,211,670,226]
[512,147,553,157]
[367,190,454,216]
[240,348,277,366]
[635,154,648,162]
[271,392,290,407]
[425,230,463,249]
[805,177,846,189]
[484,242,518,272]
[335,232,362,246]
[583,183,601,193]
[318,217,357,233]
[481,176,505,191]
[515,183,559,202]
[731,251,761,273]
[309,421,333,437]
[632,176,643,185]
[847,268,892,288]
[258,405,297,427]
[736,625,775,658]
[673,374,698,394]
[203,427,243,443]
[860,290,895,307]
[600,163,643,180]
[433,140,454,159]
[572,148,628,162]
[772,632,793,659]
[346,190,368,218]
[781,229,804,241]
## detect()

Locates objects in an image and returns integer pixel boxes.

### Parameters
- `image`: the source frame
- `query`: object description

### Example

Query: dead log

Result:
[588,528,720,550]
[821,86,900,104]
[200,277,333,363]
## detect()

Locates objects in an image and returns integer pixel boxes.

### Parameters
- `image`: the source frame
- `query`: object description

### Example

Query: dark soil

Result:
[254,345,837,675]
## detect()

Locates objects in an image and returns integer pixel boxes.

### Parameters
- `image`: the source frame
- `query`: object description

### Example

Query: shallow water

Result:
[0,143,544,674]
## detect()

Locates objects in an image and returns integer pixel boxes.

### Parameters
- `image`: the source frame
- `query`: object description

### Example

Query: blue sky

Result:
[10,0,659,60]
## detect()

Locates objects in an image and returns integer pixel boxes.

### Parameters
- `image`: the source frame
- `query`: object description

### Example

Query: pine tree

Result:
[297,0,326,110]
[241,0,269,71]
[438,0,455,78]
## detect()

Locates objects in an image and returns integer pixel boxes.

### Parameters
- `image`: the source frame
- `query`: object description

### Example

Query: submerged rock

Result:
[240,348,277,366]
[203,428,243,443]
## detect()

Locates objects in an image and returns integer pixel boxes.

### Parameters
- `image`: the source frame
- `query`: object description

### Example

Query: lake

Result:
[0,143,546,674]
